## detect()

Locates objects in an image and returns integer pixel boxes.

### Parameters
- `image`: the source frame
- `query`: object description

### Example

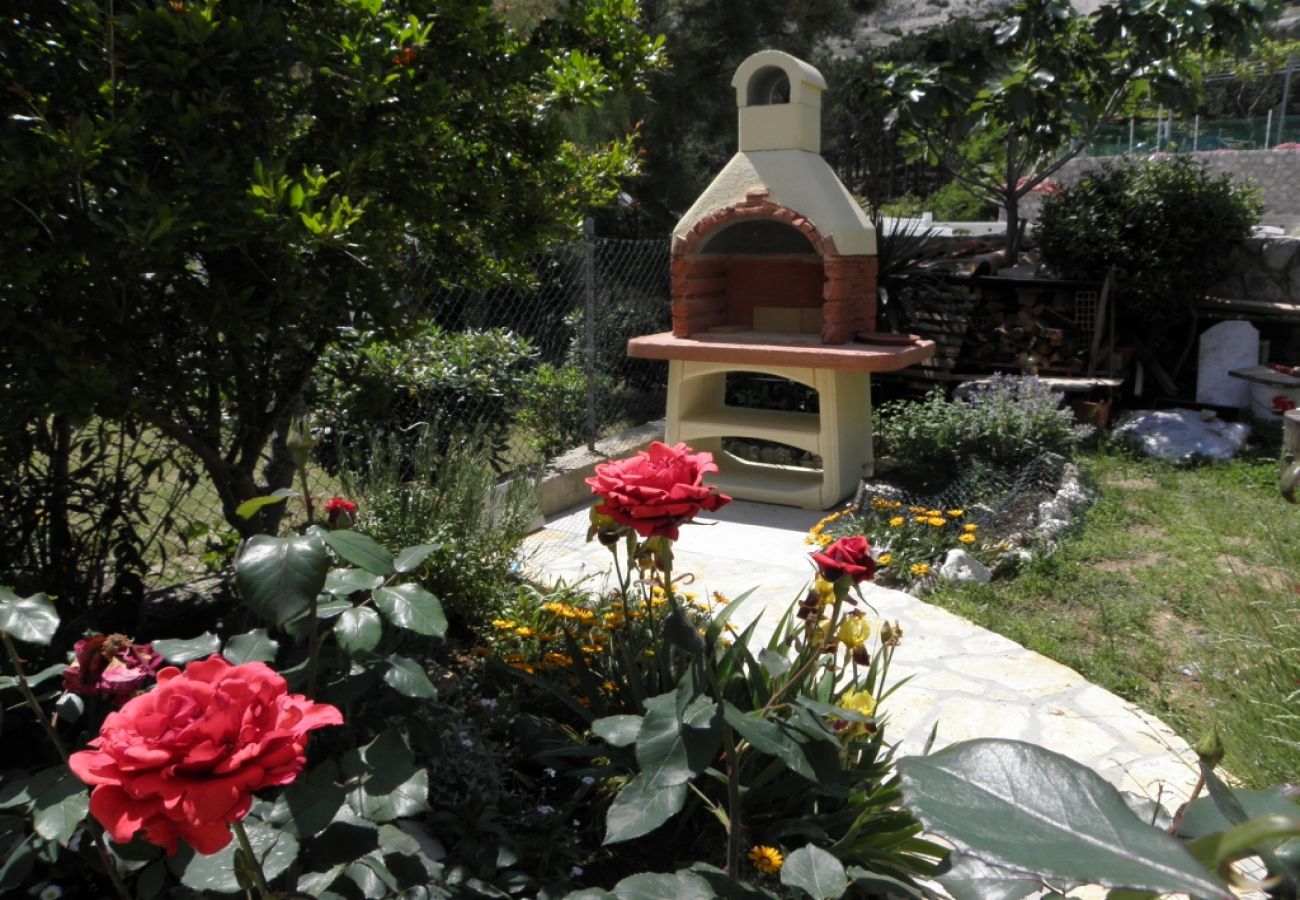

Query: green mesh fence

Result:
[854,452,1070,536]
[1086,115,1300,156]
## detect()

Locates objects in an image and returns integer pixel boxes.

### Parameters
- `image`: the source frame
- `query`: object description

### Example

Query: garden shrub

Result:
[342,431,538,631]
[1036,157,1262,368]
[517,362,617,458]
[875,375,1085,474]
[312,325,538,474]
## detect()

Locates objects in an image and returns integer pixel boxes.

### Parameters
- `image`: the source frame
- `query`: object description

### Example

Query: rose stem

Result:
[1,632,132,900]
[232,818,274,899]
[299,467,322,698]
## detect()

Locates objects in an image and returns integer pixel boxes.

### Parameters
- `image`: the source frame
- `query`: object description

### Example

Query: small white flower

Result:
[460,738,473,749]
[39,886,64,900]
[479,698,498,710]
[536,804,556,816]
[581,776,595,785]
[572,818,581,827]
[544,767,556,778]
[570,866,584,878]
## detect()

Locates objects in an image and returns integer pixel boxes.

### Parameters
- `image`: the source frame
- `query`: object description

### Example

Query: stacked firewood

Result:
[967,290,1091,375]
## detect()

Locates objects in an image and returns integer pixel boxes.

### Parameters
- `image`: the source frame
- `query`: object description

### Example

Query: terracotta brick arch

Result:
[670,189,877,344]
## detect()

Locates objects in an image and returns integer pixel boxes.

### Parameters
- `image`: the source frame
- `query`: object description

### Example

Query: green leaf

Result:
[236,533,328,626]
[722,701,831,783]
[1177,787,1300,874]
[663,607,704,655]
[612,870,716,899]
[270,777,347,840]
[333,606,382,656]
[222,628,279,664]
[234,489,295,520]
[373,584,446,637]
[1186,815,1300,878]
[324,568,385,595]
[393,543,439,574]
[153,632,222,664]
[935,852,1043,900]
[636,692,719,790]
[603,772,687,844]
[315,598,354,618]
[780,844,848,900]
[383,654,438,698]
[170,819,298,893]
[593,714,643,747]
[341,730,429,823]
[0,591,58,645]
[898,739,1231,899]
[321,530,394,577]
[31,770,89,845]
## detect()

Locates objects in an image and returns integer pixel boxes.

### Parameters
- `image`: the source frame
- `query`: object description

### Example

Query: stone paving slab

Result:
[522,498,1200,808]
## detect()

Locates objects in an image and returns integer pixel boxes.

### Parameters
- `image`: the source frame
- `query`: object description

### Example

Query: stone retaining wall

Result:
[1208,235,1300,303]
[1028,149,1300,228]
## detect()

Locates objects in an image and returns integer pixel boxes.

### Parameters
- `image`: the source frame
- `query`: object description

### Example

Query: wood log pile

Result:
[966,289,1092,375]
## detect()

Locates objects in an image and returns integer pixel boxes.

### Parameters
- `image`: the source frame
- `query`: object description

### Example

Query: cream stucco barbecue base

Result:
[665,359,873,509]
[631,331,935,510]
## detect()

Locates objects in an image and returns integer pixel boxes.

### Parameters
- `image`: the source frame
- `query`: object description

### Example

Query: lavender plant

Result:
[875,375,1086,474]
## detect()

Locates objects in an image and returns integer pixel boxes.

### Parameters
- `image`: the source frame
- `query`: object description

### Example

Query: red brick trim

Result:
[673,199,838,259]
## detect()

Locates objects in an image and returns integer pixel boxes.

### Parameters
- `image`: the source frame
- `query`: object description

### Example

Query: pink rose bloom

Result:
[69,655,342,855]
[585,441,731,541]
[63,634,163,701]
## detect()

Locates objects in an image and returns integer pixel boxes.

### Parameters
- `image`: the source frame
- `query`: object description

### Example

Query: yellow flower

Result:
[492,619,516,630]
[871,497,890,509]
[963,523,979,533]
[814,576,835,604]
[888,516,905,527]
[947,509,964,518]
[837,615,871,649]
[839,687,877,718]
[910,562,931,576]
[544,652,574,668]
[926,509,942,518]
[602,680,617,692]
[816,533,833,547]
[748,845,784,874]
[878,552,892,566]
[926,516,945,527]
[908,505,926,514]
[514,626,536,638]
[509,661,536,675]
[958,533,976,544]
[913,515,929,524]
[468,646,492,656]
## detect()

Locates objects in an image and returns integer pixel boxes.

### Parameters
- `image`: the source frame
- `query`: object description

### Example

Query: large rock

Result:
[938,548,992,584]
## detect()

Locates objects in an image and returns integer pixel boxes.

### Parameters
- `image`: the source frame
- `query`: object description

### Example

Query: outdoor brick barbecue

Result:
[629,50,935,509]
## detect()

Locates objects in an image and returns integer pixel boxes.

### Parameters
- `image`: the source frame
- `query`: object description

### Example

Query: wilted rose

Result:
[69,655,342,855]
[585,441,730,541]
[63,634,163,701]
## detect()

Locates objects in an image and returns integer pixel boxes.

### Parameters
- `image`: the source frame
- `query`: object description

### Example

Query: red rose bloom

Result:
[69,655,342,855]
[323,496,357,528]
[812,535,875,584]
[63,634,163,701]
[585,441,731,541]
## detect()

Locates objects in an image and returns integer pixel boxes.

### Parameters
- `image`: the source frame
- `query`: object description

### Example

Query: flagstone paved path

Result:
[522,498,1200,809]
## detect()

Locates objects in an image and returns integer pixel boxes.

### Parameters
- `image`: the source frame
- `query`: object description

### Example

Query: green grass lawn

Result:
[924,440,1300,789]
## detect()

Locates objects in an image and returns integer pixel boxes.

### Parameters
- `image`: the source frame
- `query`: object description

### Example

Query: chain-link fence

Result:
[855,452,1070,537]
[1,235,671,595]
[1086,114,1300,156]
